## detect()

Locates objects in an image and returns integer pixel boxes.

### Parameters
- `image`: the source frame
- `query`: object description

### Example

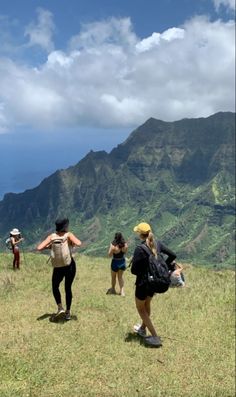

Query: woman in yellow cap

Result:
[131,222,176,347]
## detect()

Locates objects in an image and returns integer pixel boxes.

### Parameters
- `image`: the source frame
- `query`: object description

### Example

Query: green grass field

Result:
[0,252,235,397]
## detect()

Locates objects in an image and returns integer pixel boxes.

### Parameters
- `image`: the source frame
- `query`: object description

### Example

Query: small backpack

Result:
[141,244,171,294]
[50,233,72,268]
[5,237,12,251]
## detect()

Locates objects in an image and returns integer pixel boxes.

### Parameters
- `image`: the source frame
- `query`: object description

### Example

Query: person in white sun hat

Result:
[10,228,24,270]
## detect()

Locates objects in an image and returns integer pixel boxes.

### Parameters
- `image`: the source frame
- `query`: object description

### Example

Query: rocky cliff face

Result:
[0,112,235,266]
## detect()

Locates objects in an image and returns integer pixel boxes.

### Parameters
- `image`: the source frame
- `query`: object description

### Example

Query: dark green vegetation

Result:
[0,112,235,266]
[0,253,235,397]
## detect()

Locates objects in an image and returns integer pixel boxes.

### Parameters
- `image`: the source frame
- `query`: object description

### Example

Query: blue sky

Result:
[0,0,235,198]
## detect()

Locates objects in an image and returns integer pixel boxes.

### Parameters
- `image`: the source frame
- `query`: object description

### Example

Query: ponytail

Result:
[146,232,157,258]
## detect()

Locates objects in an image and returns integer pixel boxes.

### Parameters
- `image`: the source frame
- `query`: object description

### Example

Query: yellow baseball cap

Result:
[133,222,151,234]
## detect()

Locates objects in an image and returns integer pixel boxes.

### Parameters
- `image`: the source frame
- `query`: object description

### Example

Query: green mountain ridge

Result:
[0,111,235,266]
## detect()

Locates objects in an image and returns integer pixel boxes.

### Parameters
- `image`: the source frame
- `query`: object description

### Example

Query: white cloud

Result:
[213,0,236,11]
[24,8,55,52]
[47,50,80,68]
[69,17,137,50]
[0,14,235,132]
[136,28,185,52]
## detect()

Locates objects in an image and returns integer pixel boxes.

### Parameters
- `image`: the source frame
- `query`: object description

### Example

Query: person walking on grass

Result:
[106,232,128,296]
[37,218,82,321]
[131,222,176,347]
[10,228,24,270]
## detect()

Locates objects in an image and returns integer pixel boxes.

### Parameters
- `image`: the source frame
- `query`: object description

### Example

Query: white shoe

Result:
[55,308,65,317]
[65,311,71,321]
[133,324,147,337]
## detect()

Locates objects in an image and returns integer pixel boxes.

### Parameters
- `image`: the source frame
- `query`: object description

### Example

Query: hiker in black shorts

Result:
[131,222,176,347]
[37,218,82,320]
[107,232,128,296]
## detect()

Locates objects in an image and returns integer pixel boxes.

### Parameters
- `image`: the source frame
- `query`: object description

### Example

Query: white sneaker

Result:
[55,308,65,317]
[65,311,71,321]
[133,324,147,337]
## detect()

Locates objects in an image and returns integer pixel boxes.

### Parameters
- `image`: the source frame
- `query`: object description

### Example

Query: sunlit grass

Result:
[0,253,235,397]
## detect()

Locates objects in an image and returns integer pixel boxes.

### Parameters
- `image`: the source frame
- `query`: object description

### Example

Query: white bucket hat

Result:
[10,228,20,236]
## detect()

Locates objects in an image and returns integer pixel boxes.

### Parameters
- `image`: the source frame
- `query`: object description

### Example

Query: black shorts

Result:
[111,258,126,272]
[135,283,155,301]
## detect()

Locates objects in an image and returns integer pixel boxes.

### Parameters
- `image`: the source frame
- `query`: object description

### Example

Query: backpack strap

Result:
[51,232,69,242]
[140,243,152,256]
[140,243,167,266]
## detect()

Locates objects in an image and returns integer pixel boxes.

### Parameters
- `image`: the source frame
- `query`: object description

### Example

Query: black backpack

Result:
[141,244,171,294]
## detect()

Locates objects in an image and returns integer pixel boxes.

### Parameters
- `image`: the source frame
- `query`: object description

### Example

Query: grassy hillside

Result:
[0,252,235,397]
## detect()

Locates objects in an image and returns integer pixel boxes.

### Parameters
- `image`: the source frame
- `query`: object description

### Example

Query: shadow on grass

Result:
[125,332,164,352]
[125,332,147,347]
[37,313,52,321]
[37,313,78,323]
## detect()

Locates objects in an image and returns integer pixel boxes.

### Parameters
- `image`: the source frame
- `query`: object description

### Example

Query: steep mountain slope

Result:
[0,112,235,266]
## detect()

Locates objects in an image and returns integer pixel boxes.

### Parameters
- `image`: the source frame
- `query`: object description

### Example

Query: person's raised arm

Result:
[37,235,52,251]
[11,236,24,246]
[68,232,82,247]
[121,243,128,253]
[108,243,115,257]
[158,241,176,266]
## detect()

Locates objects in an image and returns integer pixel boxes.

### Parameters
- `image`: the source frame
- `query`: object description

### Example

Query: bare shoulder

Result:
[68,232,82,246]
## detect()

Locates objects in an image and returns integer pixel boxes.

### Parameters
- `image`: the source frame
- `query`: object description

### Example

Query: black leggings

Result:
[52,259,76,311]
